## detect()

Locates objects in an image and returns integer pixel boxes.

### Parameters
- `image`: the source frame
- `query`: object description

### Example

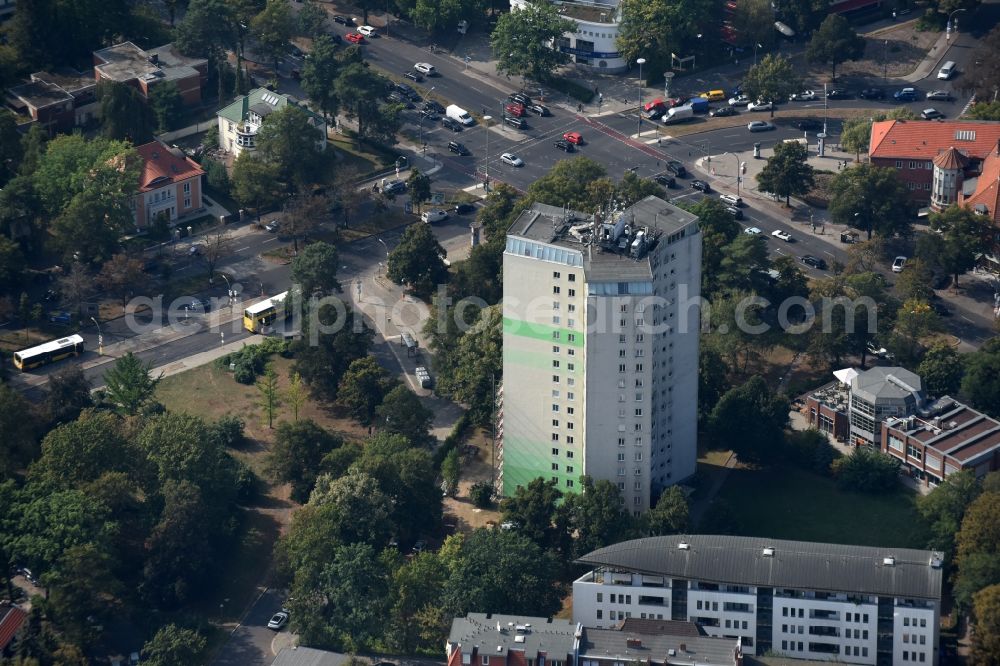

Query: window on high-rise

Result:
[568,289,575,297]
[553,271,561,279]
[553,286,560,294]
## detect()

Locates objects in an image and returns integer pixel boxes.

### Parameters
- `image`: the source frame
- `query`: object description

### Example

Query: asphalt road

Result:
[212,587,288,666]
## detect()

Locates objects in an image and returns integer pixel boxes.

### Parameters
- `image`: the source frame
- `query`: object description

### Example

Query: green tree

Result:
[102,352,162,415]
[615,171,663,207]
[616,0,716,80]
[266,419,343,502]
[336,357,396,426]
[98,81,153,143]
[296,0,328,37]
[962,339,1000,419]
[231,152,283,222]
[47,543,122,647]
[44,366,93,426]
[434,305,502,426]
[500,478,568,556]
[0,110,23,186]
[972,583,1000,664]
[709,376,789,465]
[924,205,991,286]
[441,448,460,496]
[896,257,936,302]
[561,477,639,559]
[698,347,730,425]
[0,236,25,296]
[829,164,912,240]
[688,198,741,297]
[292,305,373,401]
[300,35,340,122]
[257,365,281,428]
[889,299,940,365]
[918,342,964,397]
[255,105,326,193]
[742,54,802,116]
[755,140,815,205]
[646,486,691,535]
[388,552,448,653]
[251,0,294,73]
[0,384,39,479]
[334,62,390,145]
[526,157,608,212]
[292,241,341,296]
[97,253,145,313]
[387,222,448,300]
[285,371,306,422]
[731,0,777,50]
[841,116,872,162]
[490,2,577,82]
[142,625,206,666]
[29,410,128,490]
[806,14,865,79]
[407,169,432,212]
[376,385,434,446]
[916,469,981,555]
[150,82,184,133]
[967,100,1000,121]
[831,447,900,493]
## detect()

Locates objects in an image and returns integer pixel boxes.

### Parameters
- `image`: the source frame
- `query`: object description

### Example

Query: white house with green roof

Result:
[216,88,327,157]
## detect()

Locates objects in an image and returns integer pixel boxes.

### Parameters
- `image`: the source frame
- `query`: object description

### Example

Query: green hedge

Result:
[548,78,595,104]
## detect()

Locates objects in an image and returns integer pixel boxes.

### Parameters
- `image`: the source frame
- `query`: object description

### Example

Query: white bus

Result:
[13,334,85,371]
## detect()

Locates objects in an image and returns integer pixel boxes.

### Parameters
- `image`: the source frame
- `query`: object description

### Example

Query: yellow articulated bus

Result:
[243,291,289,333]
[13,334,85,371]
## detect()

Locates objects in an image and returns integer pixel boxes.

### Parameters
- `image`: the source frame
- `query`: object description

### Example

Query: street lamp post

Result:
[753,42,762,66]
[724,152,743,197]
[217,272,233,309]
[883,39,888,83]
[636,57,646,136]
[90,316,103,356]
[482,114,492,190]
[946,8,967,40]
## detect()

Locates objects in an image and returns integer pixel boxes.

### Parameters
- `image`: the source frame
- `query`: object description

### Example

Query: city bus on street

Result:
[243,292,289,333]
[13,334,85,371]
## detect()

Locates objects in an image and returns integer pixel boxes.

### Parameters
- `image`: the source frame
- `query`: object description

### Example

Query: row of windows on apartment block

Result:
[781,642,869,658]
[479,657,564,666]
[896,160,933,170]
[146,182,192,204]
[781,625,872,641]
[901,650,929,662]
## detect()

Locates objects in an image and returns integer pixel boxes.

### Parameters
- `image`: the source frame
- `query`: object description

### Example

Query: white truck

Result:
[446,104,475,126]
[662,104,694,124]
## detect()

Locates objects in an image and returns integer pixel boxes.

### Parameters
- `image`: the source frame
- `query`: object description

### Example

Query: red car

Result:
[563,131,583,145]
[345,32,365,44]
[504,102,526,117]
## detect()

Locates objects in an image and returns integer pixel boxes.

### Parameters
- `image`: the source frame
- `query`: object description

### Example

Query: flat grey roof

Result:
[448,613,578,657]
[582,625,737,666]
[851,366,922,404]
[576,535,943,600]
[94,42,206,84]
[6,79,72,110]
[270,647,355,666]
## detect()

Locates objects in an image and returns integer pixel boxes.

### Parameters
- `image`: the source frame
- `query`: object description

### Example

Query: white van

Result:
[719,193,743,207]
[937,61,956,80]
[446,104,474,126]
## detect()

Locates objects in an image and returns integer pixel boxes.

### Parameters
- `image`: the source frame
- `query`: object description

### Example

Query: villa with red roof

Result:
[0,606,26,656]
[131,140,205,229]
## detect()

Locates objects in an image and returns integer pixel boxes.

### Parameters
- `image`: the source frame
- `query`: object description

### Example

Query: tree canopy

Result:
[709,376,789,464]
[806,14,865,79]
[756,140,815,205]
[387,223,448,300]
[829,164,912,240]
[490,2,577,82]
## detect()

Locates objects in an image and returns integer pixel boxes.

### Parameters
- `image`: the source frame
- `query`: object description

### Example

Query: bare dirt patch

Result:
[443,427,502,532]
[810,20,941,81]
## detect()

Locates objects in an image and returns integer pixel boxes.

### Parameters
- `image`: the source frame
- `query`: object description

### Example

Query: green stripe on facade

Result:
[502,317,584,347]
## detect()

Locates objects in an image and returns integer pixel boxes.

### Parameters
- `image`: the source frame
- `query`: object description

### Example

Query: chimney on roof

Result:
[148,53,160,66]
[626,638,642,649]
[679,643,686,653]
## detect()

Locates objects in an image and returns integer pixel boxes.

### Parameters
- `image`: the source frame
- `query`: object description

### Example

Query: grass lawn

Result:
[340,209,410,242]
[711,464,930,549]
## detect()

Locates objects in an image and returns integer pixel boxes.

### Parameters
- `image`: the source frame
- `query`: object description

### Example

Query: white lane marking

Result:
[823,250,835,257]
[237,246,250,252]
[263,238,278,244]
[962,315,975,323]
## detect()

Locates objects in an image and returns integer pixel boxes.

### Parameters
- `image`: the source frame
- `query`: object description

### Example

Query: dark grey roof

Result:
[851,366,923,403]
[270,647,355,666]
[582,625,738,666]
[447,613,578,658]
[250,102,276,117]
[575,535,943,600]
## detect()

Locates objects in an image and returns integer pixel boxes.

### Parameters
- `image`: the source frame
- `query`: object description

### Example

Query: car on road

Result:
[181,297,212,314]
[666,160,687,177]
[930,299,952,317]
[744,226,762,235]
[826,88,851,99]
[894,87,918,101]
[794,119,823,131]
[267,610,289,630]
[357,25,376,36]
[345,32,365,44]
[859,88,885,100]
[447,141,470,155]
[504,102,526,117]
[691,179,711,192]
[748,100,773,112]
[553,139,575,152]
[563,131,583,144]
[867,341,894,360]
[747,120,775,132]
[728,95,751,106]
[414,62,437,75]
[789,90,816,101]
[503,115,527,129]
[926,90,954,101]
[403,70,423,82]
[48,311,72,324]
[654,173,676,188]
[383,179,406,194]
[441,117,462,132]
[421,209,449,224]
[508,92,531,106]
[644,103,666,119]
[501,152,524,167]
[454,203,476,214]
[528,103,550,116]
[710,106,738,117]
[800,254,827,270]
[423,100,445,114]
[265,220,280,233]
[725,205,744,220]
[921,108,945,120]
[771,229,792,242]
[892,256,907,272]
[333,15,354,25]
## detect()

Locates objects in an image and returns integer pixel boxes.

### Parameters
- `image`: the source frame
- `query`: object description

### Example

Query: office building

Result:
[499,196,702,512]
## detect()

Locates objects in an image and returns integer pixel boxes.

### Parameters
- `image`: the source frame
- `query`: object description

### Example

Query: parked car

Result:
[747,100,773,112]
[644,103,666,120]
[691,179,711,192]
[725,205,744,220]
[383,179,406,194]
[387,91,413,108]
[501,152,524,167]
[747,120,775,132]
[728,95,751,106]
[789,90,816,101]
[921,108,944,120]
[421,209,449,224]
[357,25,376,36]
[508,92,531,106]
[414,62,437,75]
[345,32,365,43]
[454,202,476,214]
[563,131,583,144]
[267,610,289,630]
[710,106,738,117]
[800,254,827,270]
[867,341,894,360]
[926,90,954,101]
[418,108,439,121]
[892,256,907,272]
[744,226,762,235]
[504,102,526,117]
[441,117,462,132]
[332,15,354,25]
[403,70,423,82]
[423,100,445,114]
[666,160,687,177]
[502,115,527,129]
[654,173,676,188]
[858,88,885,100]
[265,220,280,233]
[448,141,470,155]
[794,119,823,131]
[528,103,550,116]
[394,82,418,99]
[894,87,918,101]
[553,139,575,152]
[826,88,850,99]
[771,229,792,242]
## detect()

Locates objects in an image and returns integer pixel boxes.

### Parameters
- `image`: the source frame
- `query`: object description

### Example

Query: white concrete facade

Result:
[510,0,627,73]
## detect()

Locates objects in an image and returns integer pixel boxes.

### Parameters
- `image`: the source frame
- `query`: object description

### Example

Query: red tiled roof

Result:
[870,120,1000,161]
[0,606,27,652]
[961,146,1000,222]
[135,140,204,193]
[933,146,969,170]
